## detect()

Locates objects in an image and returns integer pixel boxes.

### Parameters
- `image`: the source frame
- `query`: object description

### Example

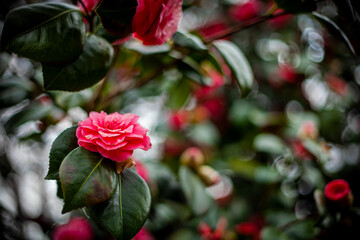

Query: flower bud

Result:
[324,179,353,208]
[180,147,205,169]
[197,165,221,186]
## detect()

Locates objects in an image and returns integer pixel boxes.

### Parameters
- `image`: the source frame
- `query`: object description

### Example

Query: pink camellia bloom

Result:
[229,0,261,22]
[133,227,154,240]
[132,0,183,45]
[324,179,353,207]
[77,0,101,14]
[76,111,151,162]
[52,217,93,240]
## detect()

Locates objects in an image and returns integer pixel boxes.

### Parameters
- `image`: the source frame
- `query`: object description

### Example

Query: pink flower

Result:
[76,111,151,162]
[52,217,93,240]
[235,215,265,240]
[324,179,353,207]
[132,0,183,45]
[133,227,154,240]
[77,0,101,14]
[168,110,190,131]
[198,217,227,240]
[135,159,150,183]
[277,63,298,84]
[229,0,261,22]
[298,120,318,140]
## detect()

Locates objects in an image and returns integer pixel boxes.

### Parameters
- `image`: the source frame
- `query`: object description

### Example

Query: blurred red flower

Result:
[324,179,353,207]
[52,217,93,240]
[132,0,183,45]
[229,0,261,22]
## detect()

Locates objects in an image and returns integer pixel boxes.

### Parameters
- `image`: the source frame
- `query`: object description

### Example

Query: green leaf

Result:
[179,166,212,216]
[173,31,207,51]
[95,0,138,38]
[166,77,191,109]
[86,168,151,240]
[1,3,86,64]
[312,12,357,57]
[46,126,78,180]
[274,0,317,14]
[212,40,253,92]
[42,34,114,91]
[59,147,117,213]
[253,133,288,154]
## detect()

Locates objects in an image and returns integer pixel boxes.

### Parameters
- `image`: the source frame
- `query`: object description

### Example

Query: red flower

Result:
[268,9,293,29]
[235,215,265,240]
[76,111,151,162]
[52,217,93,240]
[229,0,261,22]
[277,63,298,84]
[197,21,229,40]
[325,73,348,96]
[135,159,150,183]
[168,110,190,131]
[77,0,101,14]
[298,120,318,140]
[291,139,312,160]
[132,0,183,45]
[133,227,154,240]
[324,179,353,207]
[198,217,227,240]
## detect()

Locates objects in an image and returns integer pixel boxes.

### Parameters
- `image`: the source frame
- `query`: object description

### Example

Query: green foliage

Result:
[42,34,114,91]
[59,147,117,213]
[46,126,78,180]
[179,166,213,216]
[1,3,85,64]
[86,168,151,240]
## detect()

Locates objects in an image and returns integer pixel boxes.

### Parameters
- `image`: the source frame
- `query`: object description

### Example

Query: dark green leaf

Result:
[59,147,117,213]
[173,31,207,51]
[312,12,357,57]
[86,167,151,240]
[46,126,78,180]
[95,0,138,38]
[166,77,191,109]
[42,34,114,91]
[179,166,212,215]
[275,0,317,14]
[212,40,253,92]
[1,3,86,64]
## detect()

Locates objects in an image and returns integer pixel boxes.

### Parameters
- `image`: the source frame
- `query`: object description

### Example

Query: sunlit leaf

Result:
[213,40,253,92]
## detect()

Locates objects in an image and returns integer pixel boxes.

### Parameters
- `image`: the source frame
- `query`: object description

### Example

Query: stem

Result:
[78,0,89,16]
[204,11,289,44]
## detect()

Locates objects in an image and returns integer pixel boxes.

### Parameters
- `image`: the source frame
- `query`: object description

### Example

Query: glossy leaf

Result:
[253,133,288,154]
[86,167,151,240]
[166,77,191,109]
[213,40,253,92]
[312,12,357,57]
[59,147,117,213]
[42,34,114,91]
[1,3,85,64]
[274,0,317,14]
[179,166,212,215]
[173,31,207,51]
[46,126,78,180]
[95,0,138,38]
